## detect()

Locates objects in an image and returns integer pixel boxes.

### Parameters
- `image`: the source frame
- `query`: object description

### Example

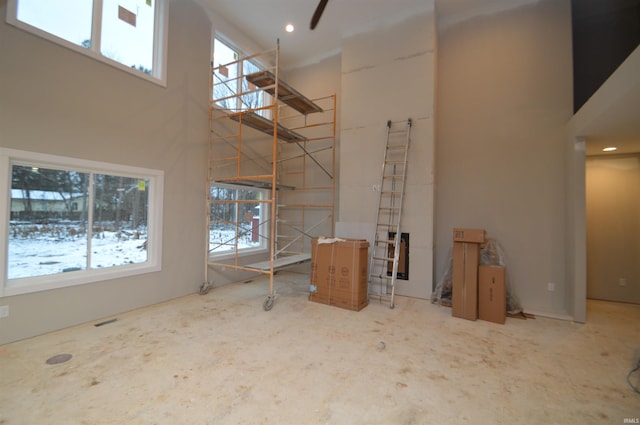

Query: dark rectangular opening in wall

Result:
[571,0,640,112]
[387,232,409,280]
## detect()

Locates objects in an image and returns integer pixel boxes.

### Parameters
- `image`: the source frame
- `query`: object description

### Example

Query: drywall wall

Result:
[586,154,640,303]
[436,0,574,318]
[0,0,210,344]
[337,6,436,299]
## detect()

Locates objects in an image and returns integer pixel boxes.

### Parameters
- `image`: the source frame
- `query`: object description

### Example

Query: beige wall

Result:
[586,154,640,303]
[337,7,436,300]
[0,0,585,344]
[436,0,574,317]
[272,0,576,316]
[0,0,211,344]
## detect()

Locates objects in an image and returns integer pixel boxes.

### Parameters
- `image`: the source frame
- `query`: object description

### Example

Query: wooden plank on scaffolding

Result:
[211,178,294,191]
[229,111,306,143]
[245,253,311,271]
[245,70,323,115]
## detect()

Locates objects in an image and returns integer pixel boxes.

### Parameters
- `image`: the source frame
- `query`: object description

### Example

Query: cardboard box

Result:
[309,238,369,311]
[453,228,486,243]
[452,241,480,320]
[478,265,506,324]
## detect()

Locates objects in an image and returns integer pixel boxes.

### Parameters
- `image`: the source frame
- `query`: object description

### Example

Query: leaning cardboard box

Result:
[452,240,481,320]
[309,237,369,311]
[478,265,506,324]
[452,228,486,320]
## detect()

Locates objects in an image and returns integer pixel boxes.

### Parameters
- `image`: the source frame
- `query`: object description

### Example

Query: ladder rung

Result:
[377,224,401,229]
[373,256,394,262]
[369,274,393,280]
[375,239,397,245]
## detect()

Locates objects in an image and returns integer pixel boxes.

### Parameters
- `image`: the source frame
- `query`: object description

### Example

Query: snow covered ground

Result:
[8,223,259,280]
[208,225,260,253]
[8,224,148,280]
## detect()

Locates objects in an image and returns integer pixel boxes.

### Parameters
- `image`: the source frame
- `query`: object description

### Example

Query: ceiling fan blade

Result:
[310,0,329,30]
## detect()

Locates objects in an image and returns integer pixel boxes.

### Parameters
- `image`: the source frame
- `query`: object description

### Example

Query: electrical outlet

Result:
[547,282,555,292]
[619,278,627,287]
[0,305,9,318]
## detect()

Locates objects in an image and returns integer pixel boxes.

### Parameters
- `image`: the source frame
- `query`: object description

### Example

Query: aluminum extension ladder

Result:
[368,118,412,309]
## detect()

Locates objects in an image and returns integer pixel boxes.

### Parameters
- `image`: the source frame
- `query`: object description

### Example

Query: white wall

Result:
[285,0,576,318]
[337,7,437,299]
[0,0,211,344]
[436,0,574,318]
[0,0,586,343]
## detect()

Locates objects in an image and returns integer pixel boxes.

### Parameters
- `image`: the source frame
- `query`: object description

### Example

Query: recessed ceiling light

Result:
[285,23,294,33]
[602,146,618,152]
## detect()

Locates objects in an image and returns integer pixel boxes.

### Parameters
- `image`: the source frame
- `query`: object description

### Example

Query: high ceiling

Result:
[199,0,640,155]
[198,0,535,69]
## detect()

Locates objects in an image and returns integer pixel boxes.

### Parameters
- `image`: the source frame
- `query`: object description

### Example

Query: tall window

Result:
[213,37,267,113]
[209,185,269,257]
[1,149,163,297]
[6,0,168,84]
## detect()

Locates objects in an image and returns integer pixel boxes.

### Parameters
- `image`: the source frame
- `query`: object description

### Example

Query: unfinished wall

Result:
[0,0,210,344]
[287,53,342,244]
[436,0,573,318]
[586,154,640,304]
[337,5,436,299]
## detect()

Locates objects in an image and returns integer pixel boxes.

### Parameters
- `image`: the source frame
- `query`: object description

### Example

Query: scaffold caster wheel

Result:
[263,296,275,311]
[199,281,213,295]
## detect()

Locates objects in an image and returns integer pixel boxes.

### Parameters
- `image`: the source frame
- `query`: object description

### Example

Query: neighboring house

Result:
[10,189,87,219]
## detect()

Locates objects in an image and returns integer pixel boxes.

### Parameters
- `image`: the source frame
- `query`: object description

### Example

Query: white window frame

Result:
[0,148,164,298]
[5,0,169,86]
[208,183,270,261]
[213,34,271,116]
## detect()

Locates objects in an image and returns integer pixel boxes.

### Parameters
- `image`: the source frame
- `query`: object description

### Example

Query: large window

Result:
[213,37,268,113]
[0,149,163,297]
[6,0,168,85]
[209,185,269,257]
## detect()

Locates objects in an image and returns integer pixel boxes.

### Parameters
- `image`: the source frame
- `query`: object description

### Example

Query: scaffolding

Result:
[206,41,336,310]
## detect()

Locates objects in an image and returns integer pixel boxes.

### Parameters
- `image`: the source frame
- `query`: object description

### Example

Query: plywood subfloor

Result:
[1,272,639,424]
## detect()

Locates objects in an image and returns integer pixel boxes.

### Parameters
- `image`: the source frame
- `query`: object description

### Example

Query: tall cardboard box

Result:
[478,265,506,324]
[309,238,369,311]
[452,241,480,320]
